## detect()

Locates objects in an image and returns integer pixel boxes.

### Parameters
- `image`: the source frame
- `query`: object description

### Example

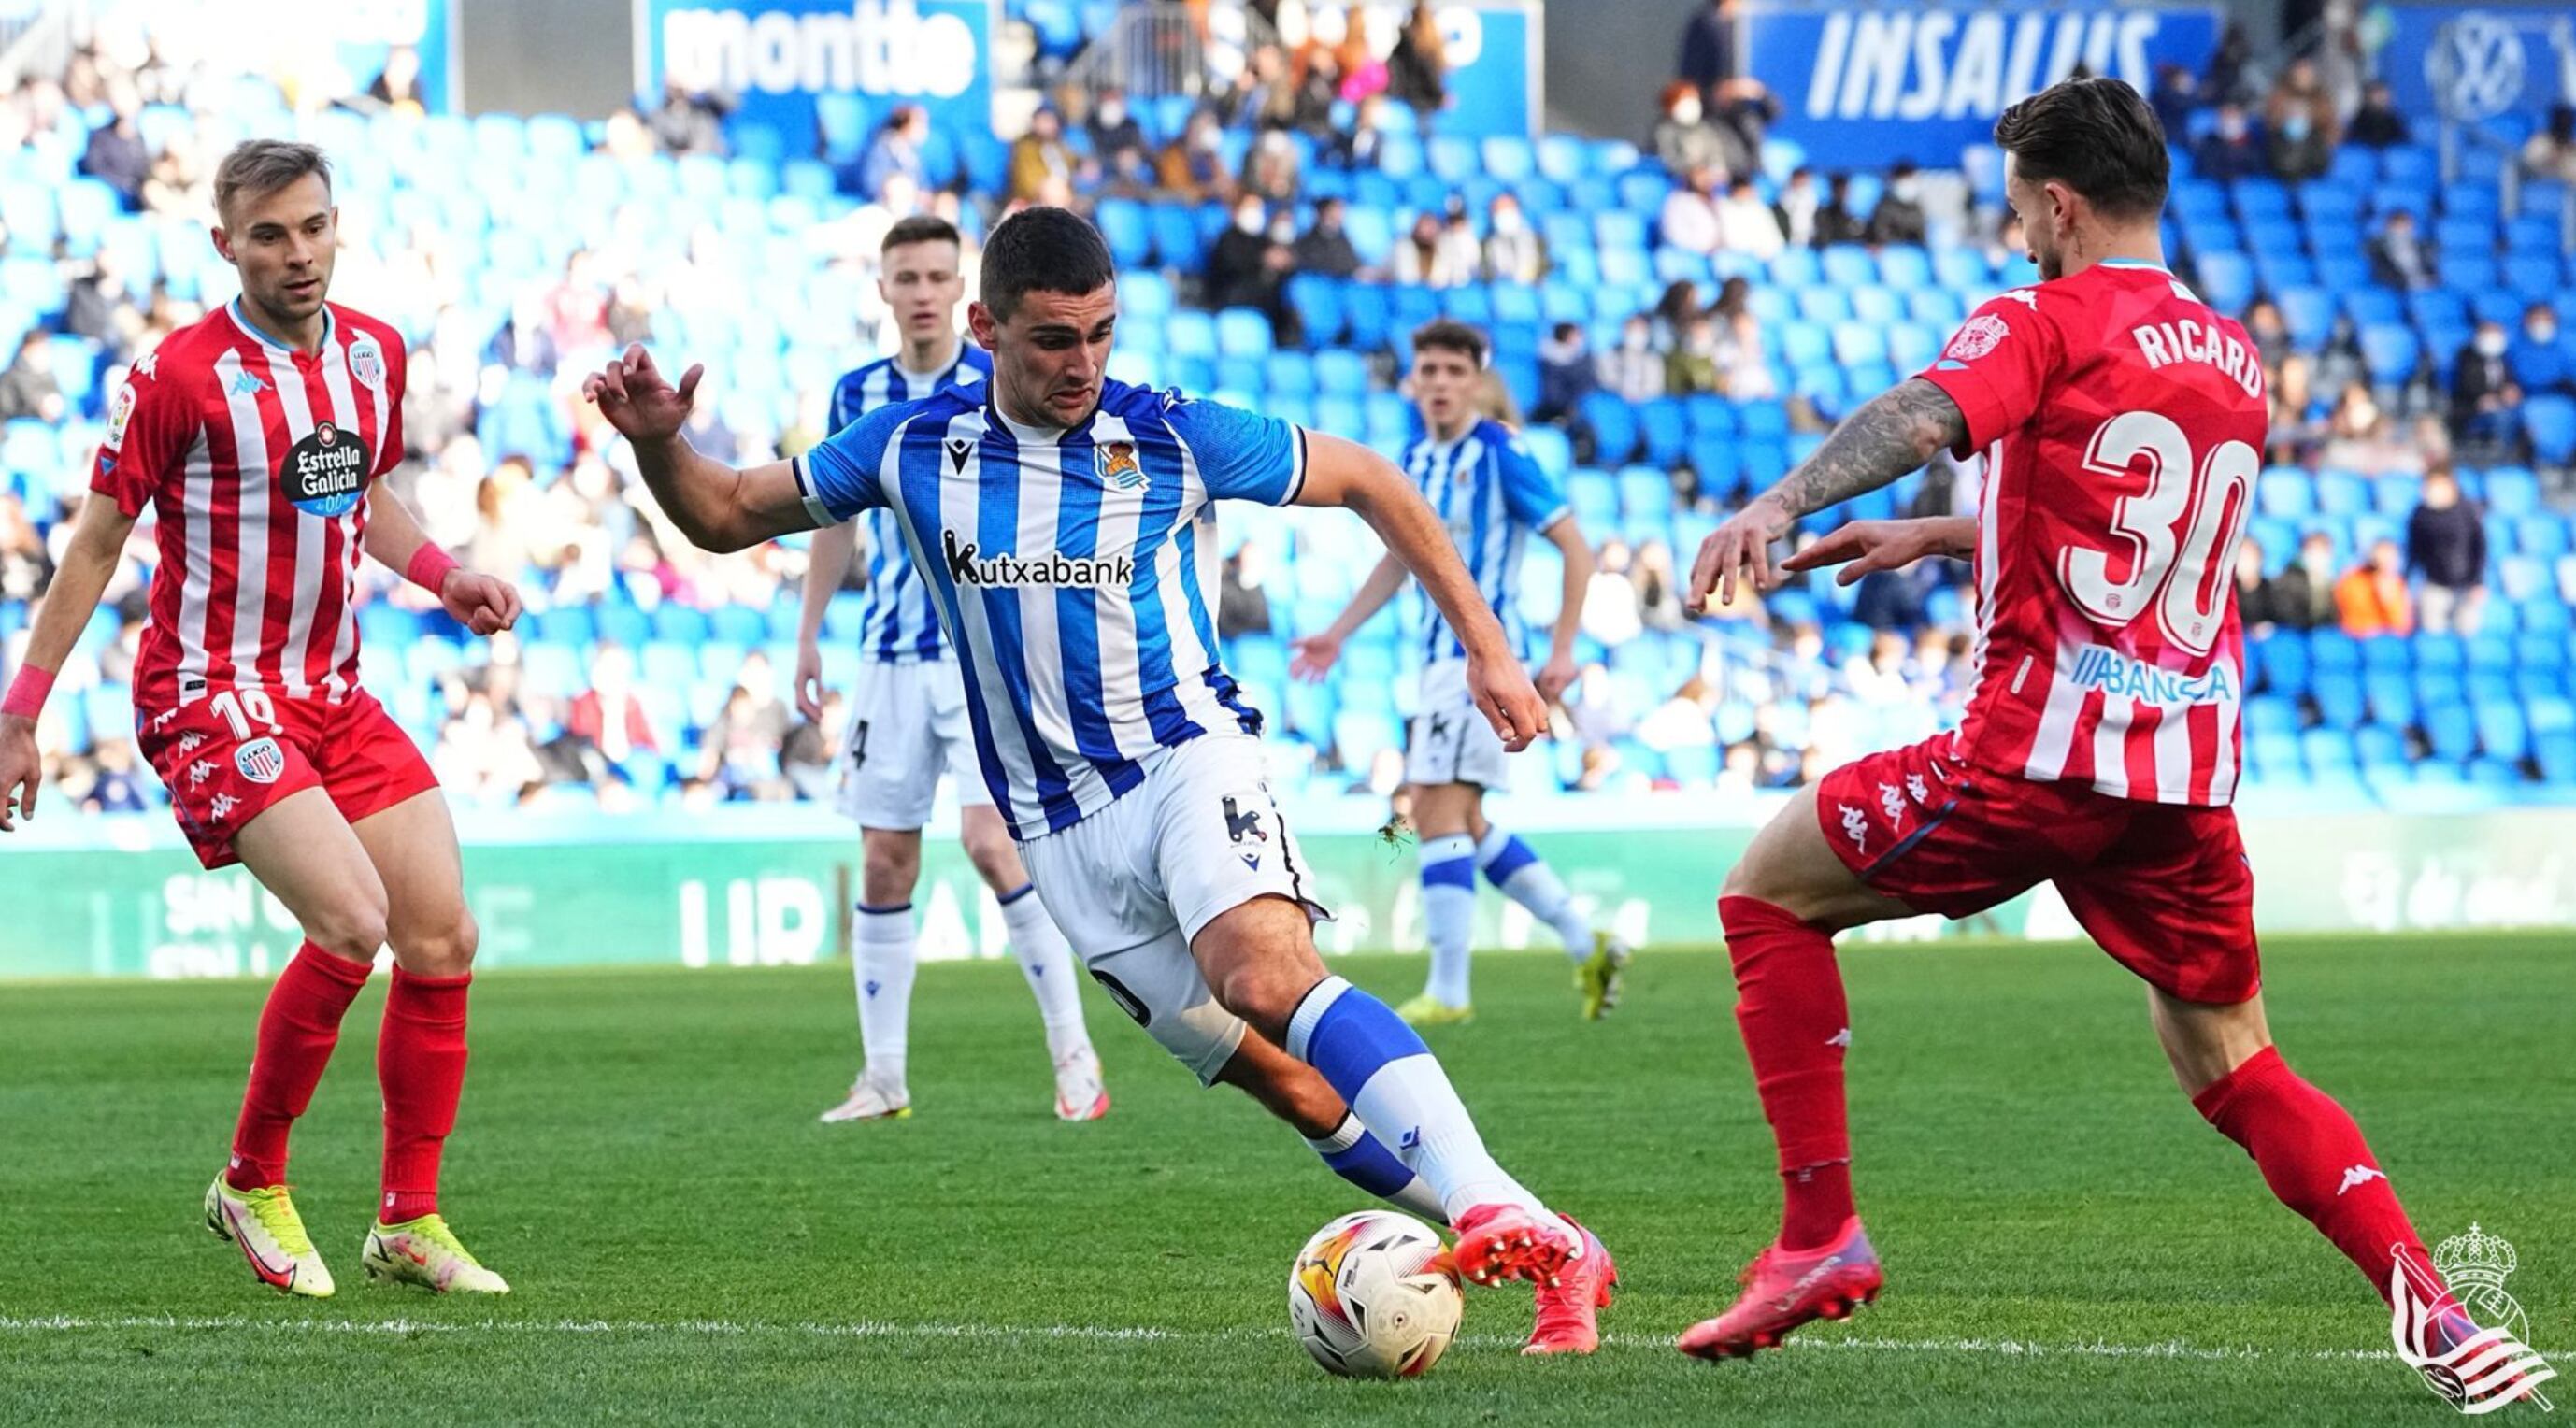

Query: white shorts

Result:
[834,658,995,829]
[1402,659,1510,791]
[1016,734,1329,1084]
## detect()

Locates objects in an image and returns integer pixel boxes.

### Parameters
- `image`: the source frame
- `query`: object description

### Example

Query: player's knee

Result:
[307,896,391,964]
[860,841,920,904]
[961,827,1021,888]
[1212,961,1309,1041]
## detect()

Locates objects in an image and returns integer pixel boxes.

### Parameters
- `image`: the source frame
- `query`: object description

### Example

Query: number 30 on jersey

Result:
[2057,410,2258,658]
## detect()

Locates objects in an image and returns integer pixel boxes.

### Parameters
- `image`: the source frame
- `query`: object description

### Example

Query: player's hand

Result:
[1781,519,1964,587]
[582,344,704,446]
[440,569,522,637]
[1689,493,1796,610]
[1287,632,1343,682]
[1466,653,1547,752]
[0,716,39,832]
[794,640,830,722]
[1533,650,1579,705]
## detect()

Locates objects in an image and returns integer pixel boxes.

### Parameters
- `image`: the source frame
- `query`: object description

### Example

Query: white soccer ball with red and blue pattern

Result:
[1287,1210,1463,1378]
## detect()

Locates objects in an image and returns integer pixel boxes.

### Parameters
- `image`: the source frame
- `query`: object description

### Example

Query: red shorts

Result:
[136,687,439,870]
[1815,735,2260,1004]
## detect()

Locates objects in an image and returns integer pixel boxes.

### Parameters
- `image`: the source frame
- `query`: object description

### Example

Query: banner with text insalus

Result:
[5,809,2572,979]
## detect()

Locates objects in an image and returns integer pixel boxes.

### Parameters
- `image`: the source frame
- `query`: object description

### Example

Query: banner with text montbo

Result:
[635,0,995,151]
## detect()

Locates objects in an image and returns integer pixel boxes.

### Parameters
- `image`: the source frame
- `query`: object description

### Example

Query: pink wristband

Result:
[405,543,461,594]
[2,664,52,719]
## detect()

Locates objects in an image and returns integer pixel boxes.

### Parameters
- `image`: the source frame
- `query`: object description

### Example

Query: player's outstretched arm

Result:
[793,518,859,721]
[582,345,815,554]
[362,491,522,638]
[1536,516,1596,703]
[1288,551,1403,681]
[1,494,136,830]
[1689,378,1968,607]
[1295,432,1546,750]
[1781,517,1979,586]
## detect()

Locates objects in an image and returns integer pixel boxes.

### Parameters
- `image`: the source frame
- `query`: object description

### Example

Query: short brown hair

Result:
[1992,76,2168,221]
[1410,319,1487,366]
[881,213,961,255]
[214,139,332,221]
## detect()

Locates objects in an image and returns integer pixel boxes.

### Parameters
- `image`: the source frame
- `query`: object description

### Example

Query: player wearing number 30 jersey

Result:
[1673,80,2529,1405]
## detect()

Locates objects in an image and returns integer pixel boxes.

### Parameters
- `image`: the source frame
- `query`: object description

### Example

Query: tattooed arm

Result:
[1687,378,1969,607]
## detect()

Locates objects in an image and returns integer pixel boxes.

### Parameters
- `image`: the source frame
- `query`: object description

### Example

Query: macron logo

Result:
[942,529,1134,589]
[2338,1164,2386,1196]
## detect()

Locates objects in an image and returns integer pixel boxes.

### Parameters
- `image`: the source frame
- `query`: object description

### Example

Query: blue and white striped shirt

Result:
[795,379,1310,838]
[824,346,995,663]
[1403,418,1569,663]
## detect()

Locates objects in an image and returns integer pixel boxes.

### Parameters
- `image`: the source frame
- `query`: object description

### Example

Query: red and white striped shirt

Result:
[1916,261,2266,806]
[92,300,407,709]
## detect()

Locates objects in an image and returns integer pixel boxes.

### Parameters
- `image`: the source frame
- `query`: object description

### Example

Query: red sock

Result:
[379,968,472,1223]
[1722,895,1856,1251]
[2194,1045,2438,1306]
[228,943,374,1191]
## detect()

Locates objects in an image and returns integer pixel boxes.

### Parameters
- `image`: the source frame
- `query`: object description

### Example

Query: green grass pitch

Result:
[2,934,2569,1425]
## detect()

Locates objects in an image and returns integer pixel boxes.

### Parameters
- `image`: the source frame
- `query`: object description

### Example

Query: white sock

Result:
[1303,1112,1448,1224]
[998,883,1092,1063]
[1286,977,1547,1222]
[1420,834,1477,1007]
[853,902,917,1092]
[1476,825,1593,963]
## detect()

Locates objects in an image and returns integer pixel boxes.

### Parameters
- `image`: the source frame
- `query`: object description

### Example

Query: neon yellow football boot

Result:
[363,1213,510,1294]
[205,1176,335,1297]
[1395,992,1474,1027]
[1579,933,1633,1021]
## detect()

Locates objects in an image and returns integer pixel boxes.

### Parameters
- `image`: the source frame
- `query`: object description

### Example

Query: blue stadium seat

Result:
[1636,401,1686,467]
[1578,391,1639,464]
[2274,287,2335,350]
[2525,395,2576,465]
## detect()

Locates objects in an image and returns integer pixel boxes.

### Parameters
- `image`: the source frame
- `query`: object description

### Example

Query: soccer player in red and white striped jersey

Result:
[1671,79,2516,1389]
[0,141,520,1298]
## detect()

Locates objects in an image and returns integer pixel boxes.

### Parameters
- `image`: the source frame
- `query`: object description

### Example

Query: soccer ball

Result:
[1287,1210,1464,1378]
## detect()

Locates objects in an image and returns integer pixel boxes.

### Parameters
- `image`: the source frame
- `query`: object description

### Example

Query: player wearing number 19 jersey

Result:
[1674,81,2530,1400]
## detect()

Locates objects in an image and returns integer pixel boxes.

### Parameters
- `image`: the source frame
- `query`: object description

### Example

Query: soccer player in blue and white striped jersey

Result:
[789,215,1106,1128]
[1293,321,1631,1027]
[585,207,1617,1354]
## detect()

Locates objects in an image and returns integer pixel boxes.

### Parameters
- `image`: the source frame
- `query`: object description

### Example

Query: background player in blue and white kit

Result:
[584,207,1618,1355]
[791,215,1107,1126]
[1293,321,1631,1026]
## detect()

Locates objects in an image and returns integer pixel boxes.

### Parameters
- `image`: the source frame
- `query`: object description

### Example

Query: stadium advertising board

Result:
[2377,4,2576,124]
[1739,0,2224,169]
[1430,0,1538,138]
[634,0,995,145]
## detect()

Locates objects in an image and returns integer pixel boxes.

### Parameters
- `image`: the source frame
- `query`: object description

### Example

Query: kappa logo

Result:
[151,708,181,732]
[1904,773,1931,806]
[1877,782,1906,824]
[208,793,241,822]
[229,369,266,398]
[944,436,974,473]
[1826,1027,1853,1048]
[187,758,218,787]
[1095,439,1146,491]
[1839,803,1869,855]
[134,350,158,381]
[2337,1164,2387,1196]
[174,731,207,756]
[2000,289,2039,309]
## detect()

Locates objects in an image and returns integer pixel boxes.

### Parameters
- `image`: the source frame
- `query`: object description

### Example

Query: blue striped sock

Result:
[1421,835,1477,1007]
[1476,825,1592,962]
[1303,1112,1446,1224]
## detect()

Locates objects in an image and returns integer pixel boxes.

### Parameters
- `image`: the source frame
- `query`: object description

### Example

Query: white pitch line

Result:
[1,1315,2558,1365]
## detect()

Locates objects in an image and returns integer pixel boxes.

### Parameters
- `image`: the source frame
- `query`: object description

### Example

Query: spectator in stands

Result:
[2268,352,2326,460]
[1156,108,1232,203]
[701,659,794,802]
[1772,165,1820,249]
[1582,539,1644,646]
[2451,321,2524,450]
[1598,313,1665,402]
[1718,310,1777,400]
[1284,48,1344,146]
[80,79,150,208]
[2150,63,2200,142]
[1649,279,1702,348]
[560,643,659,785]
[1436,198,1482,274]
[2368,209,2435,291]
[366,43,425,115]
[1386,0,1450,129]
[1390,210,1469,288]
[1715,175,1784,259]
[2335,537,2415,637]
[77,737,150,814]
[2273,530,2340,631]
[0,331,64,423]
[1813,172,1864,247]
[1634,539,1687,631]
[64,247,143,357]
[2320,380,2412,476]
[780,693,841,803]
[1660,163,1724,254]
[1240,127,1303,205]
[1532,322,1596,424]
[1222,43,1295,131]
[1007,106,1075,205]
[647,70,734,157]
[2193,103,2266,182]
[2522,104,2576,183]
[2233,537,2291,635]
[1218,541,1273,639]
[1293,196,1364,278]
[1676,0,1742,105]
[2266,56,2340,151]
[1208,194,1298,336]
[1864,161,1927,246]
[1333,6,1388,105]
[435,690,546,806]
[1483,192,1544,282]
[1653,80,1730,177]
[2346,79,2410,149]
[1084,88,1152,193]
[2241,298,2290,371]
[1665,314,1724,394]
[2408,464,2488,635]
[852,105,929,203]
[1709,77,1782,174]
[2264,95,2331,181]
[0,491,48,602]
[2512,301,2570,396]
[2203,21,2256,105]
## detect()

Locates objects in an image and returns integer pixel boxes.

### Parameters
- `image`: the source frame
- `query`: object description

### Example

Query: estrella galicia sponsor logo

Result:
[2067,645,2238,707]
[941,529,1133,588]
[280,421,367,518]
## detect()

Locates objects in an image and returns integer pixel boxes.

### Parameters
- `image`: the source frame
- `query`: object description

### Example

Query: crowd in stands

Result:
[4,5,2576,824]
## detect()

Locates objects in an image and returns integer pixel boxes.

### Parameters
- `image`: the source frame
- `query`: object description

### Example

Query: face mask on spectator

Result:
[2532,320,2559,344]
[1268,218,1295,244]
[2281,112,2311,141]
[1099,100,1126,126]
[2477,331,2508,358]
[1236,205,1264,234]
[1672,97,1702,125]
[1889,178,1919,203]
[2218,113,2247,139]
[1493,207,1523,235]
